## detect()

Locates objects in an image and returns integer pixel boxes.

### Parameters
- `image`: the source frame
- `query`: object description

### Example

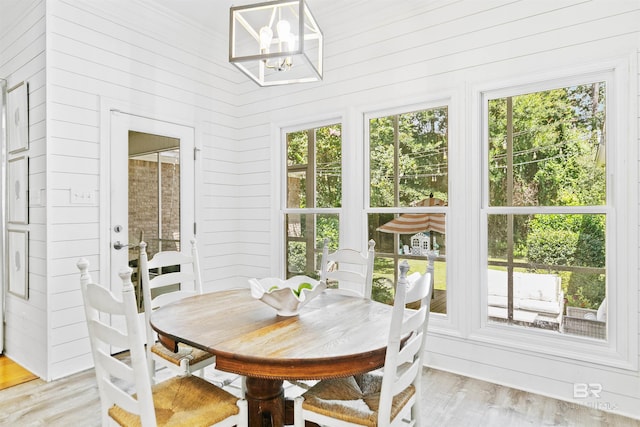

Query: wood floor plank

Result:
[0,363,637,426]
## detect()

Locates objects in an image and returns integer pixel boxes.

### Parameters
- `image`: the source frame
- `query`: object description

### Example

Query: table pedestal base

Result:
[245,377,285,427]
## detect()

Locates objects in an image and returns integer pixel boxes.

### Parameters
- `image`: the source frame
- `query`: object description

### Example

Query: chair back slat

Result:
[95,349,136,383]
[397,331,423,365]
[402,308,427,336]
[101,378,141,415]
[406,272,431,302]
[392,360,421,396]
[326,249,368,265]
[325,270,365,285]
[152,290,198,309]
[147,270,196,290]
[85,282,127,315]
[88,319,129,350]
[146,250,194,269]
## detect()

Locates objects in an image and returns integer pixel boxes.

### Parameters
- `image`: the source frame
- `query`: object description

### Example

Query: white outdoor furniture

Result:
[77,259,247,427]
[563,298,607,339]
[487,269,564,327]
[294,260,432,426]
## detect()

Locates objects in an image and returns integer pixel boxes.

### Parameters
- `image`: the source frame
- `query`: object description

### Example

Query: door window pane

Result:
[128,131,181,310]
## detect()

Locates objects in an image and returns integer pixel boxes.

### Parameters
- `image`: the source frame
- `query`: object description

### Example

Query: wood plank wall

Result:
[0,0,47,379]
[44,0,240,379]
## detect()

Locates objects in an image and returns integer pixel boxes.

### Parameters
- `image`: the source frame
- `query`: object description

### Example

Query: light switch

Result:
[70,188,96,205]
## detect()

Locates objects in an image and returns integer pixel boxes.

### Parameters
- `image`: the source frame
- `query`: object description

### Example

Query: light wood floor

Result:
[0,363,637,426]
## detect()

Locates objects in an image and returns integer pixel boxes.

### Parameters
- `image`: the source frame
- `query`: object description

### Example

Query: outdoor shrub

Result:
[372,277,394,305]
[526,228,578,266]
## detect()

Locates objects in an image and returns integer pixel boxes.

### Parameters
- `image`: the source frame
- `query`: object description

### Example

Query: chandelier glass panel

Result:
[229,0,323,86]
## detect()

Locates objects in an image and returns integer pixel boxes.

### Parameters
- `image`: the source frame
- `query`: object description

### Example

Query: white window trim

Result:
[467,56,638,370]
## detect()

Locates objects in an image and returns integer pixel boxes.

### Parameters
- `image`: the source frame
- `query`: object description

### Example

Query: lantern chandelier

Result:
[229,0,323,87]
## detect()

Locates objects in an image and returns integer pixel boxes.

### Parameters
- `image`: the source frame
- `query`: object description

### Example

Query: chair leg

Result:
[147,355,156,385]
[179,358,190,376]
[237,398,248,427]
[293,396,305,427]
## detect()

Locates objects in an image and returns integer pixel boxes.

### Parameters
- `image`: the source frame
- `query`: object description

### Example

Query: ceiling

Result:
[151,0,234,34]
[150,0,392,39]
[151,0,336,36]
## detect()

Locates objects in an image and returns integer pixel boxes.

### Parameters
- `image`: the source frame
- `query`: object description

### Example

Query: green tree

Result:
[370,108,449,208]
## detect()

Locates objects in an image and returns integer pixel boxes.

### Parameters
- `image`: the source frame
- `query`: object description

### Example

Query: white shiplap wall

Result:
[44,0,242,379]
[0,0,47,379]
[231,0,640,420]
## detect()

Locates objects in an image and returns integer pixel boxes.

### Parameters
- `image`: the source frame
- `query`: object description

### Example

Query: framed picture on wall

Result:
[8,229,29,299]
[8,155,28,224]
[7,81,28,154]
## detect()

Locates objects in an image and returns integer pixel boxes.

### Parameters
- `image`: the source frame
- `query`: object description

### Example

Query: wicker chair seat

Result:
[108,375,241,427]
[300,373,415,427]
[151,342,213,366]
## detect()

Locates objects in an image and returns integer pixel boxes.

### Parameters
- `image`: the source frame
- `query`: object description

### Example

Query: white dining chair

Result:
[289,238,377,393]
[139,240,240,389]
[139,239,218,384]
[77,258,247,427]
[294,260,431,426]
[319,237,376,299]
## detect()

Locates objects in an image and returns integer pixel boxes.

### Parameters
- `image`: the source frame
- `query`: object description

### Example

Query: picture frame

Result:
[8,155,28,224]
[8,229,29,299]
[7,81,28,154]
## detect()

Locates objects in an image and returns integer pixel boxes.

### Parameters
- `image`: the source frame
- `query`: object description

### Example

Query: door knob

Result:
[113,241,133,250]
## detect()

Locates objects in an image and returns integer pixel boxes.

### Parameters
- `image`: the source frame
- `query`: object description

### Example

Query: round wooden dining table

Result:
[149,288,395,427]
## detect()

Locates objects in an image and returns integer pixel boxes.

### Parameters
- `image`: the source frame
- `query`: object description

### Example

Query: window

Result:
[484,82,607,339]
[284,123,342,278]
[366,106,449,309]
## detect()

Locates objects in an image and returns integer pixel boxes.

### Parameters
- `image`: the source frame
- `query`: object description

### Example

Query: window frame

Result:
[278,117,344,278]
[469,59,638,370]
[364,99,452,313]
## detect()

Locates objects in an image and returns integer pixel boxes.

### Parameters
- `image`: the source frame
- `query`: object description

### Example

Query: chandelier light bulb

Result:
[276,19,291,42]
[285,32,296,52]
[259,26,273,53]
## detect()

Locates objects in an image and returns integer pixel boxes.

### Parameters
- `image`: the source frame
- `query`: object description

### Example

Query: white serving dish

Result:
[249,275,325,316]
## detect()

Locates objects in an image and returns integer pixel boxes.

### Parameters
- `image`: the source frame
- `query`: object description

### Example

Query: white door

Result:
[109,112,195,302]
